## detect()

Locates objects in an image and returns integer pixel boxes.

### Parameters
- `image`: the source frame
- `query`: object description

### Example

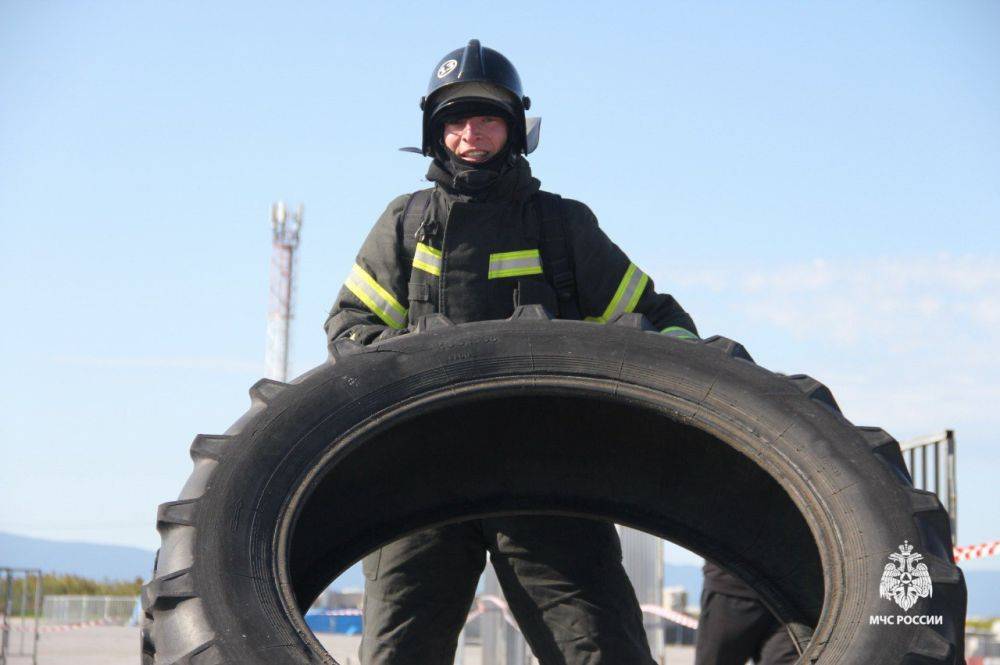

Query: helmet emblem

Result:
[437,59,458,79]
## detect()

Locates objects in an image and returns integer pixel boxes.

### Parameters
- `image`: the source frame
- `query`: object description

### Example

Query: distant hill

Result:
[3,531,997,616]
[0,532,155,581]
[332,560,1000,617]
[325,559,706,601]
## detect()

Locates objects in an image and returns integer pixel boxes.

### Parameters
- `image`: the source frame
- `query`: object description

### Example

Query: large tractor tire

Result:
[142,309,966,664]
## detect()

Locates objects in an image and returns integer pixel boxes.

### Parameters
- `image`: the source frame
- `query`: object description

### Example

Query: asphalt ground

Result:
[3,625,696,664]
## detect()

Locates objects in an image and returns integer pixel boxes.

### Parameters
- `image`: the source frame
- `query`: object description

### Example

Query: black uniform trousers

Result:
[693,590,798,665]
[360,515,655,665]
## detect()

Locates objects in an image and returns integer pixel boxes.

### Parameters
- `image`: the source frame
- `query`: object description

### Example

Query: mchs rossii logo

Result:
[870,541,942,625]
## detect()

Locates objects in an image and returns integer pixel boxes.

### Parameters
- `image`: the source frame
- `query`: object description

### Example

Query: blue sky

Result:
[1,1,998,573]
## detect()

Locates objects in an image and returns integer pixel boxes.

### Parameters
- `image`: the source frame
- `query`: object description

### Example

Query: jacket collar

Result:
[426,155,541,204]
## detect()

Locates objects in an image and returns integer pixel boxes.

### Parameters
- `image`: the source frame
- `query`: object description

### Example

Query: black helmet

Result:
[421,39,532,157]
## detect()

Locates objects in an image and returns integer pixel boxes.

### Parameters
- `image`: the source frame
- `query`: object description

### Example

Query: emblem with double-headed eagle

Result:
[879,540,933,611]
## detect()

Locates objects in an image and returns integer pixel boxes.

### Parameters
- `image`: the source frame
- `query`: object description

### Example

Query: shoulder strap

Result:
[535,191,582,320]
[400,189,436,322]
[401,189,434,245]
[399,188,434,266]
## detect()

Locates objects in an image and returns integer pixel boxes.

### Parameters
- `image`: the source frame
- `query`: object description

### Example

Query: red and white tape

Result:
[954,540,1000,562]
[641,604,699,630]
[458,595,700,632]
[12,541,995,642]
[38,619,117,633]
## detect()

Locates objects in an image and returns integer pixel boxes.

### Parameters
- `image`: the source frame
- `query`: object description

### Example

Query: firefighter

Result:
[325,39,698,665]
[694,563,799,665]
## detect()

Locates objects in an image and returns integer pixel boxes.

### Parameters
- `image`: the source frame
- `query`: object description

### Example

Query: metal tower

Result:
[266,201,303,382]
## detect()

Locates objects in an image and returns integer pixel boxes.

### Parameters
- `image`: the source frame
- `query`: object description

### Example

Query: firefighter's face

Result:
[443,115,508,163]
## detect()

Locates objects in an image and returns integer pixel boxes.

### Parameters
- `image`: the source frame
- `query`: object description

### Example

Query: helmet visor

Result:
[430,82,520,124]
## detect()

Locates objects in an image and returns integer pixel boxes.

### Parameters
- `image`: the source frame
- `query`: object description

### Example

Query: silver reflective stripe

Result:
[344,263,407,329]
[488,249,543,279]
[587,263,649,323]
[413,242,442,277]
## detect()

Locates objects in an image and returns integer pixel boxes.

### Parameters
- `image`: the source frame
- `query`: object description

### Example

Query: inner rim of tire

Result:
[277,377,824,659]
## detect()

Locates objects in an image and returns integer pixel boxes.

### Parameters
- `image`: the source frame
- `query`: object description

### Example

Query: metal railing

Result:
[966,628,1000,663]
[41,595,136,626]
[0,567,42,665]
[900,430,957,543]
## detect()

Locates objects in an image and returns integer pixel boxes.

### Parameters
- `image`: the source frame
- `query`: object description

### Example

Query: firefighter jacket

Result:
[324,156,697,348]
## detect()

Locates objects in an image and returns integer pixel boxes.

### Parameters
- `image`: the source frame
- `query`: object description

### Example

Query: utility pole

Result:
[266,201,303,382]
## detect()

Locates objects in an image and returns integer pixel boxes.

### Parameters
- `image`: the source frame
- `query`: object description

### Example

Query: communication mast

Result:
[266,201,303,382]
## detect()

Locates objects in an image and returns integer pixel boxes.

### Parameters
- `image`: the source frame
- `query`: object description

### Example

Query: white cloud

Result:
[651,254,1000,550]
[655,254,1000,398]
[657,253,1000,356]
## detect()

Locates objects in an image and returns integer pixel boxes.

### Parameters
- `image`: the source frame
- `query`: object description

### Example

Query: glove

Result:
[373,327,410,343]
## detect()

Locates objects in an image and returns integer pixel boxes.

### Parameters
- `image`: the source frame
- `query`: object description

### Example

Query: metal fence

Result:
[477,564,532,665]
[0,567,42,665]
[900,430,957,542]
[470,527,678,665]
[620,526,665,654]
[966,629,1000,664]
[41,595,137,626]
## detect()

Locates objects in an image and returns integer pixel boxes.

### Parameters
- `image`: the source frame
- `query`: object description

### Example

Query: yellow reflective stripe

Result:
[661,326,699,340]
[493,249,538,260]
[412,259,440,277]
[413,242,442,277]
[587,263,649,323]
[417,242,442,258]
[488,249,543,279]
[344,264,407,329]
[490,266,543,278]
